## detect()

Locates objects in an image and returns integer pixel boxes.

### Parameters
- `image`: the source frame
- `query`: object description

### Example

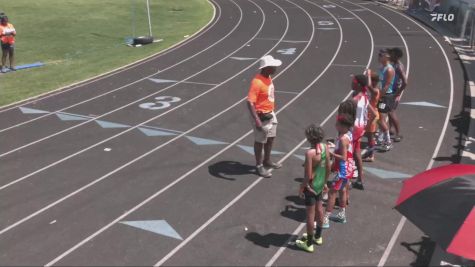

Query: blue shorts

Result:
[330,177,348,191]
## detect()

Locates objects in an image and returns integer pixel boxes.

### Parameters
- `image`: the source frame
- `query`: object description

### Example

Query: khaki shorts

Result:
[251,116,277,144]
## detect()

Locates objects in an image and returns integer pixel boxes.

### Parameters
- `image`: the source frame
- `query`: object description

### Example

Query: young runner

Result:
[296,125,331,252]
[323,113,355,228]
[247,55,283,178]
[377,49,396,151]
[388,47,408,142]
[363,70,381,162]
[335,100,356,204]
[351,75,369,190]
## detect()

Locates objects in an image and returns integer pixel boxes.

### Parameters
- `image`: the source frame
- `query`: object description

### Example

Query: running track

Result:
[0,0,465,266]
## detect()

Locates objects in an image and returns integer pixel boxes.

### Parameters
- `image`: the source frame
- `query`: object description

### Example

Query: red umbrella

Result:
[395,164,475,261]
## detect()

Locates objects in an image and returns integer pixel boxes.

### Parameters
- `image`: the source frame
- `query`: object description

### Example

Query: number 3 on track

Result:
[139,96,181,110]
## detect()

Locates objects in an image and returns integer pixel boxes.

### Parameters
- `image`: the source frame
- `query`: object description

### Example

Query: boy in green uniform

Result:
[296,124,331,252]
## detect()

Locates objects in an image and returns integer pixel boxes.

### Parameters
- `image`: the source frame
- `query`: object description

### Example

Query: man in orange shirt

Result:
[247,55,282,178]
[0,16,16,73]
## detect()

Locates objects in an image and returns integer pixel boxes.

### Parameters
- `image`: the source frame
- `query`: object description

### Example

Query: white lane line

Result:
[0,0,218,114]
[267,223,306,267]
[0,0,229,134]
[0,0,256,188]
[332,63,367,67]
[376,5,454,267]
[274,90,299,94]
[0,0,292,240]
[44,1,317,265]
[265,0,376,265]
[254,37,309,43]
[180,80,219,86]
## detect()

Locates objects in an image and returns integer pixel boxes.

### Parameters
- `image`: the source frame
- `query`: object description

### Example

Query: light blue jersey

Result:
[379,63,396,94]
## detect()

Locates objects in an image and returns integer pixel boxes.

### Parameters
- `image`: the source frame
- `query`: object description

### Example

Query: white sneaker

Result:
[256,165,271,178]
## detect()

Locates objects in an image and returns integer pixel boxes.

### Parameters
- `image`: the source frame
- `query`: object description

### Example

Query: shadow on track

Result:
[400,236,436,267]
[245,232,295,249]
[208,161,256,181]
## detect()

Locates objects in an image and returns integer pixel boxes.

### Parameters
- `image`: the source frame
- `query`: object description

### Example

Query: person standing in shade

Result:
[0,16,16,73]
[247,55,283,178]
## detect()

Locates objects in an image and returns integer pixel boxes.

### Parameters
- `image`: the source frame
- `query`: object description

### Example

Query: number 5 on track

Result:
[139,96,181,110]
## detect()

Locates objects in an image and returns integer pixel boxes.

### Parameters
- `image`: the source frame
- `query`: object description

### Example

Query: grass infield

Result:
[0,0,213,106]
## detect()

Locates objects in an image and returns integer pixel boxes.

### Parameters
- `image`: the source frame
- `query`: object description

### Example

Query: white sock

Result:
[385,131,391,143]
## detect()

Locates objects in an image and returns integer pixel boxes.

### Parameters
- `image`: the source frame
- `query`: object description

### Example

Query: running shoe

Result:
[352,181,365,190]
[9,66,16,71]
[301,233,323,246]
[322,214,330,229]
[315,236,323,246]
[379,142,393,152]
[264,161,282,169]
[331,211,347,223]
[393,135,403,142]
[256,165,272,178]
[296,239,314,253]
[1,67,7,73]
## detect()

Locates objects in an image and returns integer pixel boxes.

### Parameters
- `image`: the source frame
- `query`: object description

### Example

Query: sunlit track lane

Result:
[40,0,342,265]
[0,0,290,265]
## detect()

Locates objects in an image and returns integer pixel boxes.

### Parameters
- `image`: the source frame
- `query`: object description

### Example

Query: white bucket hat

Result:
[259,55,282,69]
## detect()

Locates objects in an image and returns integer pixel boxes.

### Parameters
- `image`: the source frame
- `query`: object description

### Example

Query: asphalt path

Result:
[0,0,465,266]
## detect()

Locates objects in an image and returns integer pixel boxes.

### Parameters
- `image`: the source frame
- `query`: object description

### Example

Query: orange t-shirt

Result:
[247,74,275,113]
[0,23,15,44]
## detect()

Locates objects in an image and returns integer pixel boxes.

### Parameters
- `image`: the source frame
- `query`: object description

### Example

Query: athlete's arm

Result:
[330,137,348,161]
[247,80,263,129]
[395,65,407,96]
[366,69,378,95]
[325,144,331,182]
[246,101,262,129]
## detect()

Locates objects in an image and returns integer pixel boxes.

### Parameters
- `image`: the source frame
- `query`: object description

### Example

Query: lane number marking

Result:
[139,96,182,110]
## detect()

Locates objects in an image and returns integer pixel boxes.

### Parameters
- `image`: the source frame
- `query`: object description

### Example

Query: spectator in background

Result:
[0,16,16,73]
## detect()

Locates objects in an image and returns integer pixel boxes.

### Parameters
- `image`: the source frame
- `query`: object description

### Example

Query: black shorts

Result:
[1,43,13,50]
[378,94,396,113]
[304,189,323,206]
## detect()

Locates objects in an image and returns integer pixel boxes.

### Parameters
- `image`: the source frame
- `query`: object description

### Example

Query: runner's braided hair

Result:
[305,124,325,145]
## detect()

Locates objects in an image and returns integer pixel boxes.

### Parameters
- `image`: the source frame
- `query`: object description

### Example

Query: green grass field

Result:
[0,0,213,106]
